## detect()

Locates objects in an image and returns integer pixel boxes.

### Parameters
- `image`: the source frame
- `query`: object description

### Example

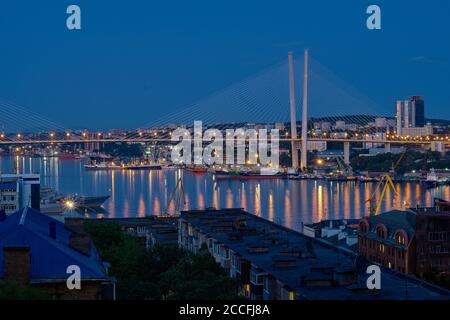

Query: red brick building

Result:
[358,207,450,279]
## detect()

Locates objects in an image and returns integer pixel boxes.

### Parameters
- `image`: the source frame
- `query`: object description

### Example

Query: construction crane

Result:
[366,151,406,216]
[164,177,187,215]
[336,156,353,176]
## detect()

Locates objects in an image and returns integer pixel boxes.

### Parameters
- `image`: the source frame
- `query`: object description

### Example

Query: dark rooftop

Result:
[364,210,417,239]
[181,208,450,300]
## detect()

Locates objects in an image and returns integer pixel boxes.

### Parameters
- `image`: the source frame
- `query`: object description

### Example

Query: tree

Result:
[84,221,240,300]
[0,283,51,300]
[159,245,240,300]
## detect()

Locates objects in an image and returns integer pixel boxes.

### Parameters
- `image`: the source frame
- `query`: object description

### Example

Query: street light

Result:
[64,199,76,211]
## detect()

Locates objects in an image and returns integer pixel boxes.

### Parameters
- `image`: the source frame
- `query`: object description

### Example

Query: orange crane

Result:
[366,151,406,216]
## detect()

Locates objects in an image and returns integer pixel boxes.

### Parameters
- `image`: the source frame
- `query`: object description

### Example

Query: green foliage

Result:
[159,245,240,300]
[84,220,124,253]
[85,221,240,300]
[351,150,445,174]
[101,142,143,157]
[0,282,51,300]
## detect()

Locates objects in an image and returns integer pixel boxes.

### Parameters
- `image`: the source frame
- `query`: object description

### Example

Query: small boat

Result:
[84,163,121,170]
[327,175,357,182]
[58,153,76,160]
[358,176,376,183]
[185,165,208,174]
[435,198,450,211]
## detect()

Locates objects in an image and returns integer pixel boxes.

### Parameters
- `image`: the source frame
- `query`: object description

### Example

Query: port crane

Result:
[366,151,406,216]
[336,156,353,176]
[164,176,187,215]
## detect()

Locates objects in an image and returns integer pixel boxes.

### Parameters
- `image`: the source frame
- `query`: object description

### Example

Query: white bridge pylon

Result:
[289,49,309,171]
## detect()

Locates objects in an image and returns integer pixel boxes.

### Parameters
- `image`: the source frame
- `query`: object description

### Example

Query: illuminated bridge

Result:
[0,50,448,167]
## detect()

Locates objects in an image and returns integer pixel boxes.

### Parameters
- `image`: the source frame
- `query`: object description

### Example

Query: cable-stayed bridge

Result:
[0,50,447,168]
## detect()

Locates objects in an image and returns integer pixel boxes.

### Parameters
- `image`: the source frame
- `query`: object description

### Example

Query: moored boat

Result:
[123,164,162,170]
[213,170,286,180]
[58,153,76,160]
[84,163,121,170]
[185,165,208,173]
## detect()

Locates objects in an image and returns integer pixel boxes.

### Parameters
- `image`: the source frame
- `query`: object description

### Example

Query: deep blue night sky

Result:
[0,0,449,129]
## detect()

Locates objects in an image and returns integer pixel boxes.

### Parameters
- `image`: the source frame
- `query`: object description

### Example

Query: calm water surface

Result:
[1,156,449,232]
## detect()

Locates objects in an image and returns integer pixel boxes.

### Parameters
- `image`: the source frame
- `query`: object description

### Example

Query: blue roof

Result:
[0,182,16,190]
[0,207,109,281]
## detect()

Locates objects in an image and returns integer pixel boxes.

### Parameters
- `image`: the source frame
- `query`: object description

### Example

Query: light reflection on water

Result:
[1,156,449,232]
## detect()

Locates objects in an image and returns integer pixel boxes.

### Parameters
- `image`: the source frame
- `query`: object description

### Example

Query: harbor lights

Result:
[49,132,55,139]
[17,133,22,139]
[0,133,4,139]
[64,199,76,211]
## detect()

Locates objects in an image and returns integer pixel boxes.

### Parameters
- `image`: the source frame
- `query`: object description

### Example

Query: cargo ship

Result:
[124,163,162,170]
[213,168,286,180]
[75,195,110,208]
[422,169,450,188]
[40,188,110,214]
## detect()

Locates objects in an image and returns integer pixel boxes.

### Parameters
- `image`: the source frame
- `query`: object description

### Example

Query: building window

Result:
[376,225,388,239]
[359,220,370,233]
[250,270,264,285]
[429,232,448,242]
[430,246,450,254]
[395,231,407,245]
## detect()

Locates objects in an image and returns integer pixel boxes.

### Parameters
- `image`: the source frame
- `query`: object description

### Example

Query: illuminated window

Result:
[396,234,406,245]
[376,225,387,239]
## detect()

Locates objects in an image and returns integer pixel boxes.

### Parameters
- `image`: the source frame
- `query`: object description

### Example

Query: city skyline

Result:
[0,0,449,130]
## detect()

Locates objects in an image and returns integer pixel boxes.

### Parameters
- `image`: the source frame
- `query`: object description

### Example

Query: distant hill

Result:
[309,115,382,126]
[307,115,450,127]
[426,118,450,126]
